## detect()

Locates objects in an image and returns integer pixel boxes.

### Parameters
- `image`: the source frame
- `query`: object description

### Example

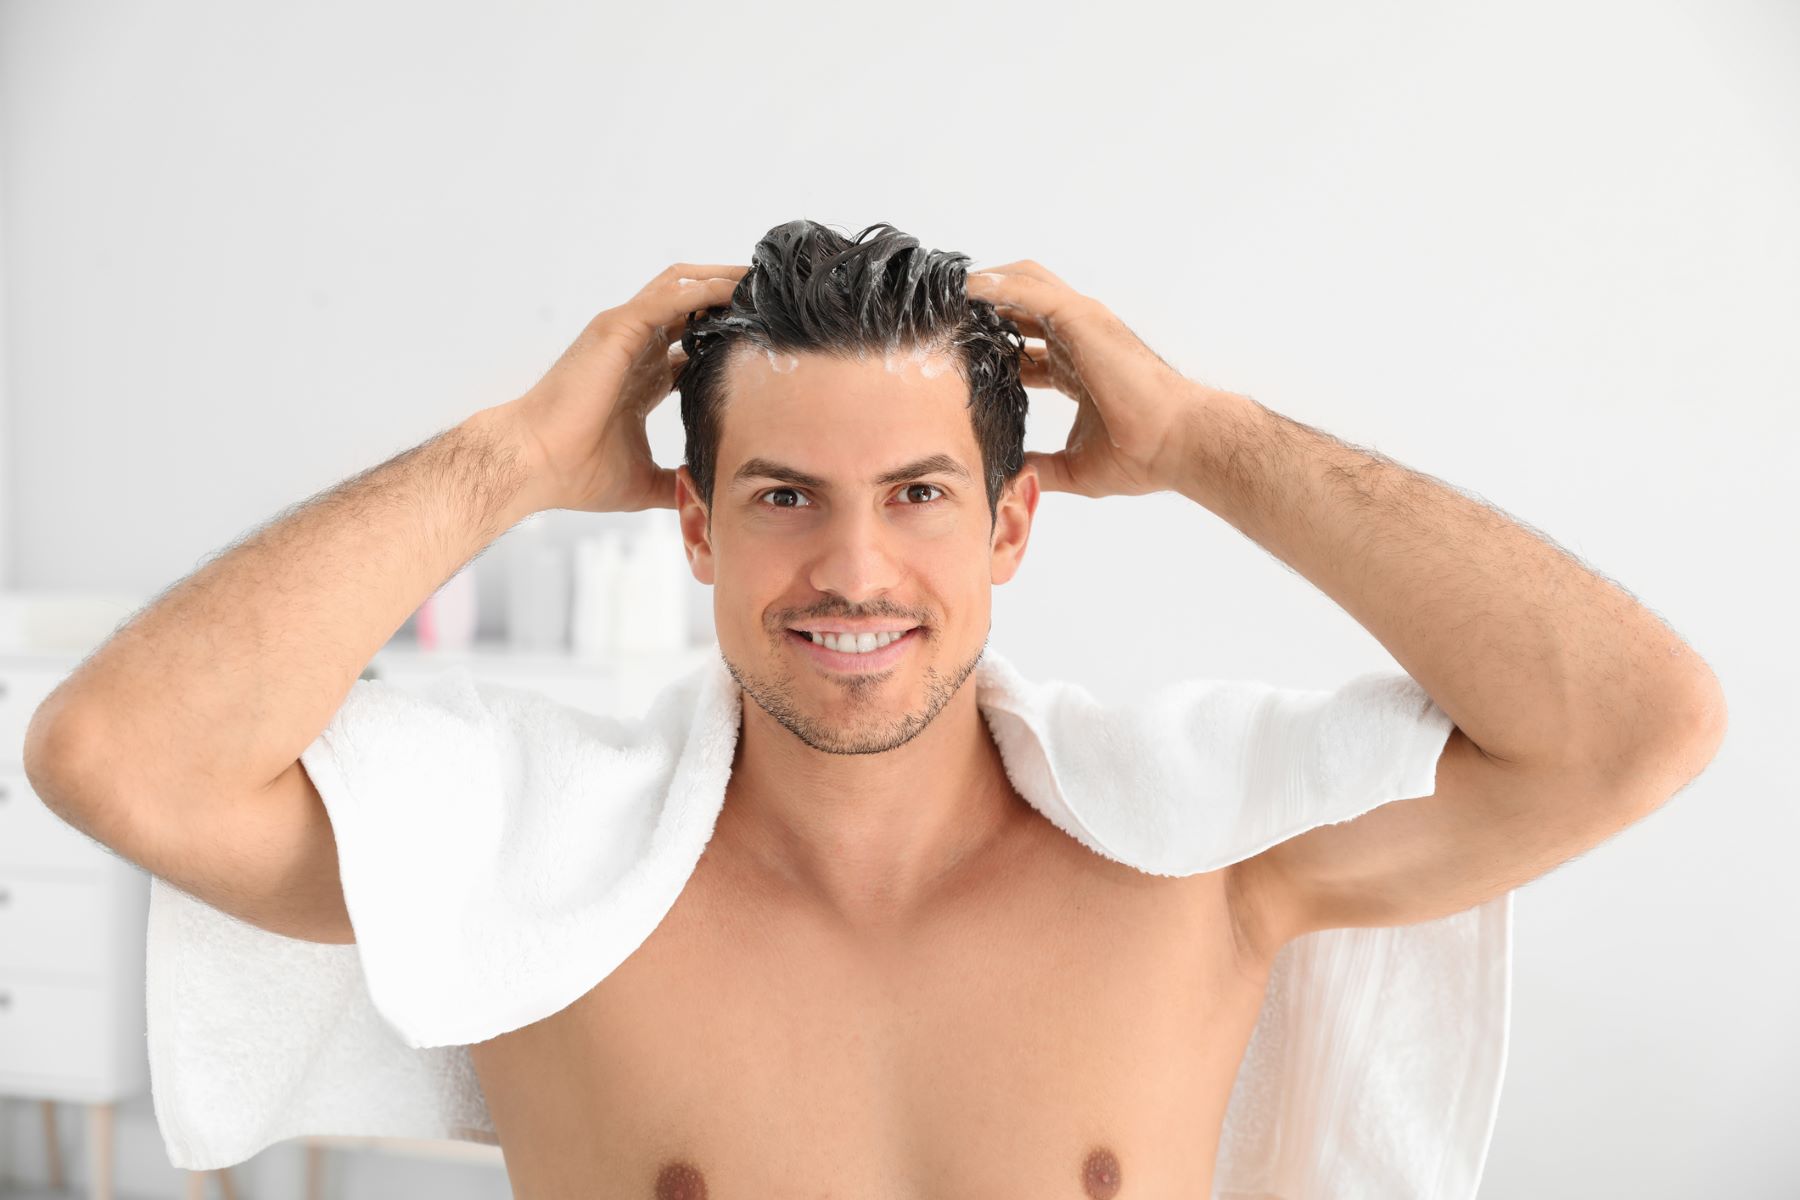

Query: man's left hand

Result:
[965,261,1217,498]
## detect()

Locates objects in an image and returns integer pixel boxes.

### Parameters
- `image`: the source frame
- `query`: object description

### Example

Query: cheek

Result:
[922,548,996,620]
[711,516,987,610]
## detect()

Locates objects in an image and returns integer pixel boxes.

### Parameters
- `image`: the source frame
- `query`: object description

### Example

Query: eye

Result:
[757,487,812,508]
[900,482,945,505]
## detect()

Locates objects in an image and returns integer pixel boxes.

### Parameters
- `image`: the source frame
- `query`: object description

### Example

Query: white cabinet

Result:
[0,653,151,1109]
[0,652,151,1200]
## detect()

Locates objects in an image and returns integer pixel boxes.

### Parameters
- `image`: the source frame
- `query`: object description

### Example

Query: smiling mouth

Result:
[784,625,924,667]
[787,626,919,648]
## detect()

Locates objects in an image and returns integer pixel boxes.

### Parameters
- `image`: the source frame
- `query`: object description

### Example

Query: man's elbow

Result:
[23,694,112,818]
[1674,667,1728,780]
[1613,667,1728,810]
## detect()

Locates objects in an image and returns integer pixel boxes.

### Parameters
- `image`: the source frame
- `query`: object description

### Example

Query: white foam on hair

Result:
[881,342,954,380]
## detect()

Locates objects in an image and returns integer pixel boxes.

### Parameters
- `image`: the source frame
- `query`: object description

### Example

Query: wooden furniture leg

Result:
[41,1100,65,1190]
[184,1167,240,1198]
[84,1101,114,1200]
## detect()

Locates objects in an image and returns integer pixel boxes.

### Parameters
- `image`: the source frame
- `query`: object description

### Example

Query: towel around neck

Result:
[144,642,1509,1198]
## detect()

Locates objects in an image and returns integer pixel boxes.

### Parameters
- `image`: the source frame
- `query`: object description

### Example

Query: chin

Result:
[718,629,986,756]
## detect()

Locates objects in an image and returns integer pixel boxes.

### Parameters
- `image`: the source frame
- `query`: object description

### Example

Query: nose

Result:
[805,500,905,608]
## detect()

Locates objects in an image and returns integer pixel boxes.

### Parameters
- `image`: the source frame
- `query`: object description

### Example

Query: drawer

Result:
[0,975,110,1082]
[0,664,66,763]
[0,768,110,874]
[0,873,117,977]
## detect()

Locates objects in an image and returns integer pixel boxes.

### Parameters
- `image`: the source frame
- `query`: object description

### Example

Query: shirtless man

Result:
[24,221,1726,1198]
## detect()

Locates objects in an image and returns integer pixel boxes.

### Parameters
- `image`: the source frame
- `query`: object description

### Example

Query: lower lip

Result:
[787,626,922,673]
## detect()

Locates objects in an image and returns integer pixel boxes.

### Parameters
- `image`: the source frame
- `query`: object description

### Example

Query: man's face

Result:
[676,344,1038,756]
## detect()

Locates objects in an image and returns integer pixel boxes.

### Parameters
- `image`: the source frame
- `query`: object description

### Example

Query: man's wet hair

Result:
[676,219,1030,529]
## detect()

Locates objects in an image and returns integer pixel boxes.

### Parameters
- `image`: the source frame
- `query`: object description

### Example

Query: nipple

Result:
[654,1159,707,1200]
[1081,1145,1123,1199]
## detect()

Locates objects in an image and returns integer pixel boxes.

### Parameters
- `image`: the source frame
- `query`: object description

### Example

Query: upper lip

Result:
[788,621,920,634]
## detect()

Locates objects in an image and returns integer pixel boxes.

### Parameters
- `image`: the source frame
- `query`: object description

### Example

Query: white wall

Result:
[2,0,1794,1195]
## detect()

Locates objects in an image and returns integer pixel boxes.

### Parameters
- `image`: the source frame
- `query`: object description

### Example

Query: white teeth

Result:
[807,629,908,653]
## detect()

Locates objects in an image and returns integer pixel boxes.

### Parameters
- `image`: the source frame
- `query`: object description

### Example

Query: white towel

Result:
[144,642,1509,1197]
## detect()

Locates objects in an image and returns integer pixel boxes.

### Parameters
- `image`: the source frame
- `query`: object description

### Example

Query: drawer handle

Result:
[0,888,9,905]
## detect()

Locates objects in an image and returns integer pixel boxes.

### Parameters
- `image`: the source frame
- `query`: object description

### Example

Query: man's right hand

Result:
[492,263,749,515]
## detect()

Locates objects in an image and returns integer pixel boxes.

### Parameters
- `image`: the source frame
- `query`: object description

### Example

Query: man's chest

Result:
[470,823,1273,1199]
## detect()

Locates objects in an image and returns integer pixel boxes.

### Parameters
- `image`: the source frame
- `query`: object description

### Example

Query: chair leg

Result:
[183,1167,239,1199]
[306,1139,327,1200]
[41,1100,65,1191]
[84,1102,115,1200]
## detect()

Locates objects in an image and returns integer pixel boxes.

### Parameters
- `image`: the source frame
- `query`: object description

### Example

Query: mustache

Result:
[781,607,927,623]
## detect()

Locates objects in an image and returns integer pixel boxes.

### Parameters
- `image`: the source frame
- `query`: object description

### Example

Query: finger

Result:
[995,305,1048,340]
[661,262,753,281]
[968,259,1075,290]
[639,262,753,300]
[1022,449,1077,494]
[665,265,753,341]
[633,273,744,339]
[647,464,681,511]
[1016,343,1052,388]
[966,270,1086,328]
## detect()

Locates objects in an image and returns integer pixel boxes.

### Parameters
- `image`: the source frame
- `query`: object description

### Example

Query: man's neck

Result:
[713,683,1029,931]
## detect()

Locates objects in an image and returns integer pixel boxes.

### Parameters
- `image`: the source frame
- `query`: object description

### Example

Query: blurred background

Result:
[0,0,1793,1196]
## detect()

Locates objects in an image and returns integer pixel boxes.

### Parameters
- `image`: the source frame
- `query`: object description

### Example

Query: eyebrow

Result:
[730,453,976,491]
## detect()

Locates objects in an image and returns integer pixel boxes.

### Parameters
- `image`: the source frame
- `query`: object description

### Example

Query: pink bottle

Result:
[416,564,479,651]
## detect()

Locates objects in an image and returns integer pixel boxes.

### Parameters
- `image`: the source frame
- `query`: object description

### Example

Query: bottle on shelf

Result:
[570,528,625,663]
[616,514,689,654]
[416,562,478,652]
[505,512,572,653]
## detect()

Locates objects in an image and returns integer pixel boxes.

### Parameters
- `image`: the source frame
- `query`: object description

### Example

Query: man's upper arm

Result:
[1228,717,1715,962]
[35,727,356,946]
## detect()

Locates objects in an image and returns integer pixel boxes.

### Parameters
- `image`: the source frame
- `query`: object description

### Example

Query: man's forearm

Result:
[28,404,545,800]
[1174,388,1725,782]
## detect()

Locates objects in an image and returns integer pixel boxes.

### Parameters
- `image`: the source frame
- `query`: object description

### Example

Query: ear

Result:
[990,463,1040,585]
[675,465,716,585]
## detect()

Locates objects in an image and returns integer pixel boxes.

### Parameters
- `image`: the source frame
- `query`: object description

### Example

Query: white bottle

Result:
[570,529,625,663]
[616,515,689,653]
[506,513,571,653]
